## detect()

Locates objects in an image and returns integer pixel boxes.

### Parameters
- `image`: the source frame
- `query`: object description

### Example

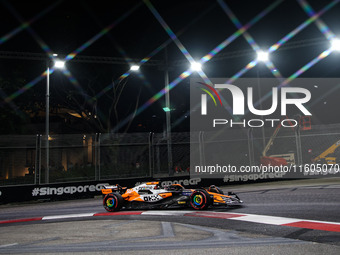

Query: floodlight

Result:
[130,65,140,71]
[54,60,65,69]
[190,62,202,71]
[331,38,340,52]
[257,51,269,62]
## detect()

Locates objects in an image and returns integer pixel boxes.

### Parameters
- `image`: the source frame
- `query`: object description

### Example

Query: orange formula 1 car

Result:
[102,181,243,212]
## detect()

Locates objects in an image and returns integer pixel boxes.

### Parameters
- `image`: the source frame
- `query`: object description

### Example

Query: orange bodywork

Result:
[119,189,173,202]
[102,182,174,203]
[158,192,172,199]
[102,188,113,195]
[209,192,227,204]
[205,190,238,204]
[145,182,159,185]
[122,189,144,202]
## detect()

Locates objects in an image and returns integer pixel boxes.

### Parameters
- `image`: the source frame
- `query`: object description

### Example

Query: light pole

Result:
[256,50,269,150]
[45,59,65,184]
[164,48,173,176]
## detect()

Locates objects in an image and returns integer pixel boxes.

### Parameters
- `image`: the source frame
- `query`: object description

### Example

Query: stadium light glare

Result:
[190,62,202,71]
[130,65,140,71]
[331,38,340,52]
[54,60,65,69]
[257,51,269,62]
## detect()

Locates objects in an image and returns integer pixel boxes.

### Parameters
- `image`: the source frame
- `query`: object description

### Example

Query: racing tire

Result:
[103,193,124,212]
[189,189,211,210]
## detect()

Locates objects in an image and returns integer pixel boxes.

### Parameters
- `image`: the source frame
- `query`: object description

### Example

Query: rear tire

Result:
[189,190,211,210]
[103,193,124,212]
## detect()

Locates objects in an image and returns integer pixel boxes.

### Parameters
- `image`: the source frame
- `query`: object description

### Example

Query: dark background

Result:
[0,0,339,134]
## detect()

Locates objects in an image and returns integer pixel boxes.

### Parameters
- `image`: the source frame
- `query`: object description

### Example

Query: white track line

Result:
[42,213,95,220]
[0,243,18,248]
[2,210,340,232]
[228,214,300,225]
[141,210,195,216]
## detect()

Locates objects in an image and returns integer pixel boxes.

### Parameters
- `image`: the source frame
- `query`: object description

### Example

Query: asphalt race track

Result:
[0,178,339,254]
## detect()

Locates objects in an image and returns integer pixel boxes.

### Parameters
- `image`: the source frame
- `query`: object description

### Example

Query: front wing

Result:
[208,191,243,206]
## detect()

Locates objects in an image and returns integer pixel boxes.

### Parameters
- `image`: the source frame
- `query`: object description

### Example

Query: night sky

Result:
[0,0,339,134]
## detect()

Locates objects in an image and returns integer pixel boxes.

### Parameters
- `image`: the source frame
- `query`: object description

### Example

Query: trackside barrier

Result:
[0,176,208,204]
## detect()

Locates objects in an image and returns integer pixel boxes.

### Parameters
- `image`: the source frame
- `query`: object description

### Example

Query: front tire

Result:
[103,193,124,212]
[189,190,211,210]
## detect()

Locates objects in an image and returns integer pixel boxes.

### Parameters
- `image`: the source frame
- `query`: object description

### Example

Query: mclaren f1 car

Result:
[101,181,243,212]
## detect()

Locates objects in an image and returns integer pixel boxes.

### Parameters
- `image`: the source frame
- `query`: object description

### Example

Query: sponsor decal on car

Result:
[143,195,162,202]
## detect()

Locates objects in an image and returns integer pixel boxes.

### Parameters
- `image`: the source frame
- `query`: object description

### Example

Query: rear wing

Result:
[101,184,127,195]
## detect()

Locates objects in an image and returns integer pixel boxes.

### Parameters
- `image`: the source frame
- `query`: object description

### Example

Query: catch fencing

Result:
[1,123,340,186]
